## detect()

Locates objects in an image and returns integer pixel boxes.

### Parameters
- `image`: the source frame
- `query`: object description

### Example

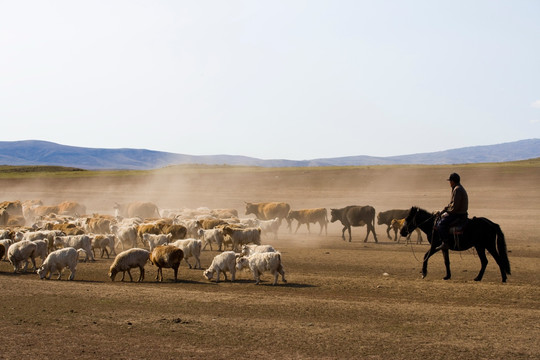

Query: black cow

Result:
[330,205,378,243]
[377,209,410,239]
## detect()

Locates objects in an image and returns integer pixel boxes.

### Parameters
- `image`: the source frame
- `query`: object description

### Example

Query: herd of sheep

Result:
[0,201,289,285]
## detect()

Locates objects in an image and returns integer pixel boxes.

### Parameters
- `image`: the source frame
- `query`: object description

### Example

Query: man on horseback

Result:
[435,172,468,251]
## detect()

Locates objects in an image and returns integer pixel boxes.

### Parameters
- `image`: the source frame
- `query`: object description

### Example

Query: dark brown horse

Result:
[400,207,511,282]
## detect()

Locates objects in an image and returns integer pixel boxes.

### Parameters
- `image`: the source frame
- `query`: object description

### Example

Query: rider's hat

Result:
[447,173,460,183]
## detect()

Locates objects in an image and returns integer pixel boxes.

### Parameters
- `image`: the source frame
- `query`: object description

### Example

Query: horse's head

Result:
[400,206,434,238]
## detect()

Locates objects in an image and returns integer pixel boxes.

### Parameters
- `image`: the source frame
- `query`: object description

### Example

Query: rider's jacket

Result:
[444,184,468,216]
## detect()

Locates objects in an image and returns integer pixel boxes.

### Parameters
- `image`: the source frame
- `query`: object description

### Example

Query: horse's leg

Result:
[442,249,452,280]
[474,246,489,281]
[485,245,507,283]
[422,247,438,279]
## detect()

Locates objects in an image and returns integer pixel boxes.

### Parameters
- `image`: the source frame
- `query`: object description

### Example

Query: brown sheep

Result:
[149,245,184,282]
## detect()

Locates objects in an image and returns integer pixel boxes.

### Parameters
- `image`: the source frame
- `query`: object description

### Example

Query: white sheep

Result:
[7,240,37,273]
[37,247,82,280]
[236,252,286,285]
[203,251,238,283]
[170,238,202,269]
[109,248,150,282]
[142,233,172,252]
[240,244,276,257]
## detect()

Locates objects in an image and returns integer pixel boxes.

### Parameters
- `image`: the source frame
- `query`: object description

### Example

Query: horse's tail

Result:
[495,224,511,275]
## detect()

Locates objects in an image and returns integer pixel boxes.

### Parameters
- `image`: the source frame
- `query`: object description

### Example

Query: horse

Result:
[400,206,511,282]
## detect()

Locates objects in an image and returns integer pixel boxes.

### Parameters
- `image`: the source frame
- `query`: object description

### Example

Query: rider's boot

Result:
[436,237,450,251]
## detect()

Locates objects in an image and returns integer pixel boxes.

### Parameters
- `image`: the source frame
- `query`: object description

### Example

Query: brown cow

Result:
[85,217,112,234]
[245,202,291,231]
[287,208,328,235]
[330,205,378,243]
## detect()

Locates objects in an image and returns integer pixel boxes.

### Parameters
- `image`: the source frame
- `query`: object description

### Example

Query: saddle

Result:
[449,217,469,235]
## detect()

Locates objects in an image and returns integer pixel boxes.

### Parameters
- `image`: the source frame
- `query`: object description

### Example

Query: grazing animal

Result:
[221,226,261,252]
[203,251,237,282]
[287,208,328,235]
[7,240,37,273]
[377,209,410,239]
[162,224,187,240]
[330,205,378,243]
[37,247,81,280]
[400,206,511,282]
[170,239,202,269]
[390,218,423,244]
[109,248,150,282]
[0,239,13,260]
[85,217,112,234]
[149,245,184,282]
[236,252,286,285]
[114,202,161,219]
[245,202,291,230]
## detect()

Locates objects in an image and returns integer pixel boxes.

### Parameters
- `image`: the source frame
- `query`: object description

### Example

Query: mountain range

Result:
[0,139,539,170]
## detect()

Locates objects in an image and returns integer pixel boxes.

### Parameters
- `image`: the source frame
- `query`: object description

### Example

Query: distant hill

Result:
[0,139,539,170]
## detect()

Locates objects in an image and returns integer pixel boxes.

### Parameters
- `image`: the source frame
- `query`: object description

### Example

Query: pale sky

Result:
[1,1,539,160]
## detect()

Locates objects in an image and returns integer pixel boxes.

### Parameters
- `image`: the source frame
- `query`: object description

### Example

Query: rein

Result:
[406,211,437,263]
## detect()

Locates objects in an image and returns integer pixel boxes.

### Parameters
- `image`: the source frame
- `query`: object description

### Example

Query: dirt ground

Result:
[0,164,539,359]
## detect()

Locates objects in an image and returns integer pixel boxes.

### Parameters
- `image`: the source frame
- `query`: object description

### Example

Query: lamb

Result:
[203,251,237,283]
[221,226,261,252]
[37,247,82,280]
[236,252,286,285]
[91,234,117,258]
[198,228,224,251]
[108,248,150,282]
[7,240,37,273]
[143,233,172,252]
[240,244,276,257]
[54,235,94,262]
[170,238,202,269]
[149,245,184,282]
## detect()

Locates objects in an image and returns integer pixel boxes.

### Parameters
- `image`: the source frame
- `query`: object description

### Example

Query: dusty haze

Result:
[0,163,538,359]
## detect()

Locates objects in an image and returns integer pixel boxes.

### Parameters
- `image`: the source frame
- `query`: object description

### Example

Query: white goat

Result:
[198,228,224,251]
[236,252,286,285]
[203,251,237,283]
[240,244,276,257]
[142,233,172,252]
[170,238,202,269]
[54,235,94,262]
[37,247,82,280]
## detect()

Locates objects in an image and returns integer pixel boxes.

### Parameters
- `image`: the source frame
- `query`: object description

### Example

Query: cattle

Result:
[221,226,261,252]
[377,209,410,240]
[27,201,86,219]
[245,202,291,231]
[114,202,161,219]
[287,208,328,235]
[330,205,378,243]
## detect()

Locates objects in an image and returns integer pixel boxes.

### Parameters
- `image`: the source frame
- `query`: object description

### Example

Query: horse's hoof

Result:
[443,276,451,280]
[474,277,481,281]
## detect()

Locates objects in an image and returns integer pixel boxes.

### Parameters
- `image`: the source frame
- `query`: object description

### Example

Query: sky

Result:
[1,1,539,160]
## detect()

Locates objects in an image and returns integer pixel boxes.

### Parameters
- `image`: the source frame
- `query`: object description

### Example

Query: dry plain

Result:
[0,162,539,359]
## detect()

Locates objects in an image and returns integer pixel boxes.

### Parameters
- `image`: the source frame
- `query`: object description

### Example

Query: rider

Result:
[435,172,468,251]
